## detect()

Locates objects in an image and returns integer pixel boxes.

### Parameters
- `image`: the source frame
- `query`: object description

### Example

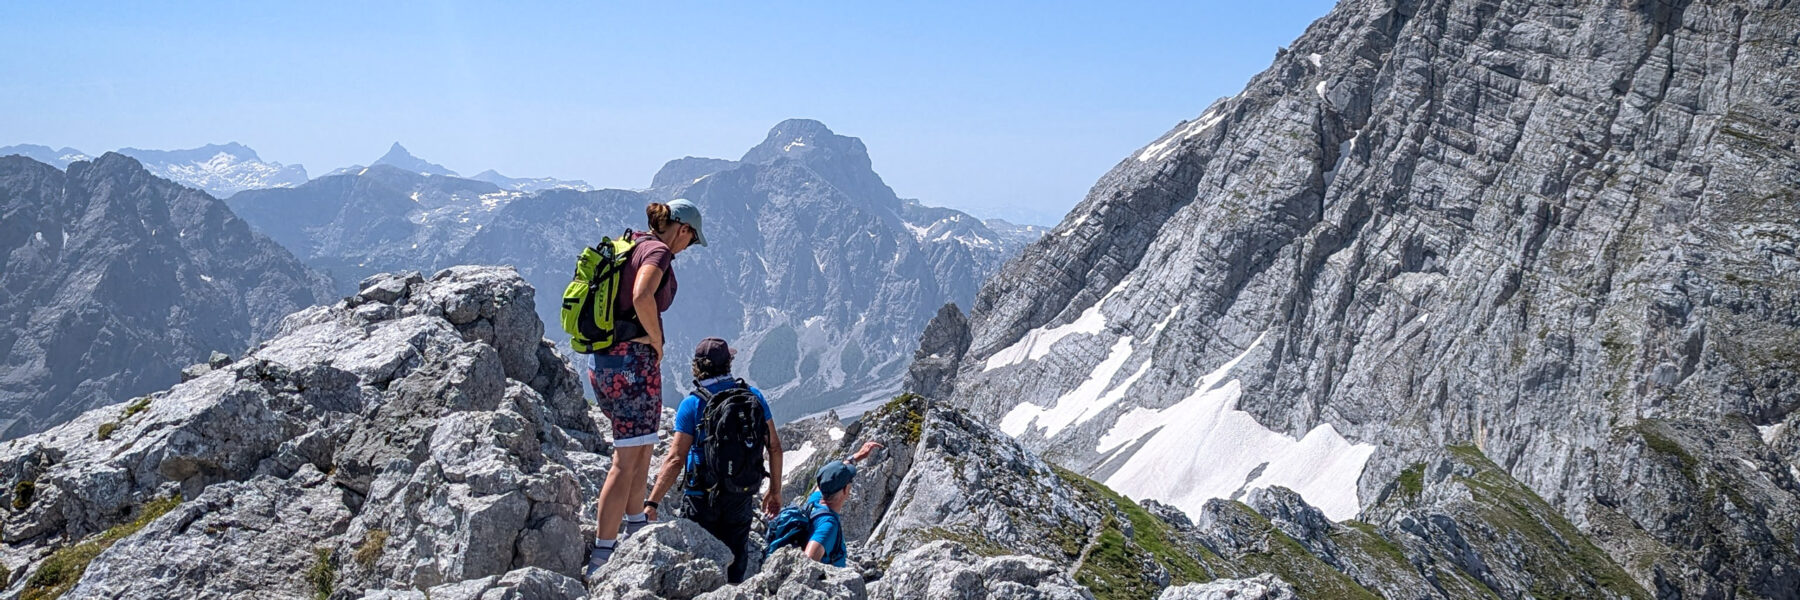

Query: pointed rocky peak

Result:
[372,142,457,177]
[740,119,866,166]
[738,119,898,206]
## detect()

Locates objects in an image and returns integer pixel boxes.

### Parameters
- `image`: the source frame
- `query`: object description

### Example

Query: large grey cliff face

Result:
[0,153,333,440]
[932,0,1800,597]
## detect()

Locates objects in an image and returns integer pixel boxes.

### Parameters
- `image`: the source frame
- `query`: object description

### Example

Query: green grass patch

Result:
[21,496,181,600]
[1075,516,1164,600]
[1225,502,1381,600]
[1337,520,1410,566]
[1053,466,1214,598]
[1633,423,1697,481]
[916,526,1012,558]
[354,529,388,569]
[876,393,926,444]
[1398,463,1425,500]
[1445,445,1650,599]
[306,547,335,600]
[13,481,35,510]
[122,397,152,420]
[95,423,118,441]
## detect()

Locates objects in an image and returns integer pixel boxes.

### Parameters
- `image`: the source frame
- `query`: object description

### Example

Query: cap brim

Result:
[693,229,707,246]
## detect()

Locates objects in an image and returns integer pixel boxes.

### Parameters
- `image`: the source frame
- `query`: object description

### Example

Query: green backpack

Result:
[560,232,639,354]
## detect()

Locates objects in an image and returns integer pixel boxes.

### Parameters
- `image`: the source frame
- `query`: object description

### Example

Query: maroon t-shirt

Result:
[616,231,677,337]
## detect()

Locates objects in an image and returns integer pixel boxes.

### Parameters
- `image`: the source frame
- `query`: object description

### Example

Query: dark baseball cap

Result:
[817,460,857,495]
[694,337,736,365]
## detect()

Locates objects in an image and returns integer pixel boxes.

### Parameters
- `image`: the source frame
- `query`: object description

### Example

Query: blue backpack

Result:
[765,501,832,557]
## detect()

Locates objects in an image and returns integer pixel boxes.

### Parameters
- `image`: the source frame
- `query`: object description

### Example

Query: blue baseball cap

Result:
[817,460,857,495]
[667,198,707,247]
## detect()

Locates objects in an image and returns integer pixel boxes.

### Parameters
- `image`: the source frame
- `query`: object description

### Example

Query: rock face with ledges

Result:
[928,0,1800,596]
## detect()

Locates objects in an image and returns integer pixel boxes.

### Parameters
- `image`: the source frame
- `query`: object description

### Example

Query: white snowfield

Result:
[782,441,817,472]
[1000,304,1182,439]
[984,277,1136,372]
[1095,332,1375,521]
[1137,107,1226,163]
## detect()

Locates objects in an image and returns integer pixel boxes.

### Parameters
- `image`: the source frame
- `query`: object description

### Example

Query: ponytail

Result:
[646,202,673,233]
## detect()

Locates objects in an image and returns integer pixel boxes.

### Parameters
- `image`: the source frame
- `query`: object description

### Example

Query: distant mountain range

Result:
[226,119,1043,420]
[0,153,333,439]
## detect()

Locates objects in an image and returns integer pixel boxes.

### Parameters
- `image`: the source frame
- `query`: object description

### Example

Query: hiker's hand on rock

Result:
[850,441,883,463]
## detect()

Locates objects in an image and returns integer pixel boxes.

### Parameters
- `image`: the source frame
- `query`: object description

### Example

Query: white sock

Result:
[595,538,617,549]
[624,512,647,523]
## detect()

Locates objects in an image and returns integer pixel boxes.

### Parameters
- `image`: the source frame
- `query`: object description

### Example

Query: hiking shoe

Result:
[583,544,615,585]
[621,517,650,539]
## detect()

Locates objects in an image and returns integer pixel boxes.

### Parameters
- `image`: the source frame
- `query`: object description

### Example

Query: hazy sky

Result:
[2,1,1335,226]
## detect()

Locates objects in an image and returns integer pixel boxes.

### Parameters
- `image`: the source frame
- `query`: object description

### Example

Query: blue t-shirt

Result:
[805,490,848,567]
[674,376,774,496]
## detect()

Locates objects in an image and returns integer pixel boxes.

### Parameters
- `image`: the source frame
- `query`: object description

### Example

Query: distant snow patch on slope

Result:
[1001,336,1137,438]
[1097,332,1374,521]
[983,277,1133,372]
[1137,108,1226,163]
[1308,53,1323,67]
[784,441,817,470]
[1760,423,1787,446]
[1057,214,1088,238]
[1000,304,1183,438]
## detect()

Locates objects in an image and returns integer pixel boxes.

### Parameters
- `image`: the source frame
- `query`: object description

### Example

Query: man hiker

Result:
[643,337,784,584]
[798,441,883,567]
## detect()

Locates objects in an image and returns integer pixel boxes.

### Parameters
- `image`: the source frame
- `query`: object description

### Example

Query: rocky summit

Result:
[0,267,1760,599]
[918,0,1800,597]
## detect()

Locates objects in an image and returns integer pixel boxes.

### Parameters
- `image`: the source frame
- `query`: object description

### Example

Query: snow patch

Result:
[828,427,845,441]
[1096,332,1375,521]
[1308,53,1322,67]
[783,139,808,152]
[199,274,214,282]
[1137,108,1227,163]
[982,277,1135,372]
[1760,423,1787,446]
[902,222,930,241]
[33,231,43,243]
[1315,81,1329,99]
[1057,214,1089,238]
[783,441,817,473]
[1001,336,1141,438]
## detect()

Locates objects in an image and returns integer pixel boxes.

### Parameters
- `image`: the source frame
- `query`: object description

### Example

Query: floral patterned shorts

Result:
[588,341,662,447]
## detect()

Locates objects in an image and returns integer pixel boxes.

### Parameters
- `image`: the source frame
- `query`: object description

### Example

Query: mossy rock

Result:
[121,397,152,420]
[21,496,181,600]
[12,481,35,510]
[306,547,335,600]
[354,529,388,569]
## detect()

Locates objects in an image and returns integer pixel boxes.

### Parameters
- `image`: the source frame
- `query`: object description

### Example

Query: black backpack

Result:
[691,379,768,495]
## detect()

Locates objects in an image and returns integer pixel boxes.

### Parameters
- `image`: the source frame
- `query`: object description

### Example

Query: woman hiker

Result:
[585,198,707,580]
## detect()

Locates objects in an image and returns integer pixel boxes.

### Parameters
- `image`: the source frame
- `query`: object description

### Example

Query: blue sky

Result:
[1,1,1335,225]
